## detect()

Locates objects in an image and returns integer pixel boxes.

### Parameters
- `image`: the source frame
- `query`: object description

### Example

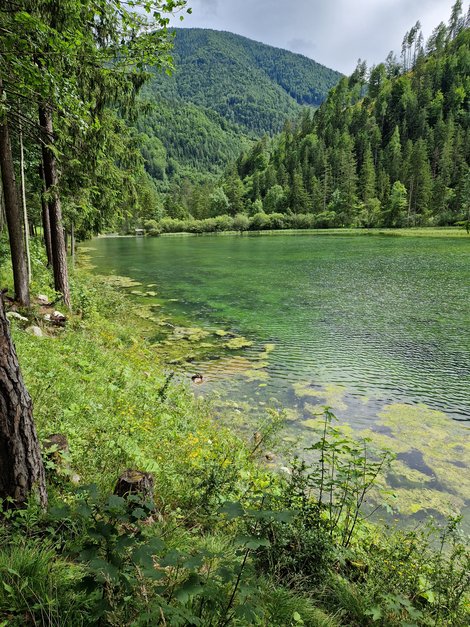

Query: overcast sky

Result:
[174,0,462,74]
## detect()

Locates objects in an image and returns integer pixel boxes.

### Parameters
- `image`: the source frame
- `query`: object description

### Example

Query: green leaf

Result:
[106,495,126,511]
[88,558,120,583]
[235,535,271,549]
[2,582,14,595]
[174,573,203,602]
[131,507,147,520]
[365,606,383,621]
[219,501,245,519]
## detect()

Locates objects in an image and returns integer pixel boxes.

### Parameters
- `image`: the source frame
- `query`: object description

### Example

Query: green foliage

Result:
[145,27,341,133]
[0,541,89,626]
[131,27,342,212]
[181,9,470,231]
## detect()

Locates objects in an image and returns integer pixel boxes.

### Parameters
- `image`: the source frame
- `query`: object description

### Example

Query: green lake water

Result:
[86,233,470,522]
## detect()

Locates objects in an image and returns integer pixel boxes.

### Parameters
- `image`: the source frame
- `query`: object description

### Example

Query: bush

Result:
[268,212,288,229]
[233,213,250,231]
[249,211,271,230]
[143,219,161,236]
[289,213,316,229]
[313,211,339,228]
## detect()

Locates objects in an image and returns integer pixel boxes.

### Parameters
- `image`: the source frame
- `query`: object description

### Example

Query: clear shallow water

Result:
[87,234,470,521]
[87,234,470,420]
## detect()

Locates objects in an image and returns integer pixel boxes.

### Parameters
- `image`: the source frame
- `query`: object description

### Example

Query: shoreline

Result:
[100,226,469,239]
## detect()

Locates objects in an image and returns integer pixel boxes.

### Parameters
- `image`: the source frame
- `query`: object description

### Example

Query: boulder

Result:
[37,294,51,305]
[51,311,67,326]
[26,326,44,337]
[6,311,28,322]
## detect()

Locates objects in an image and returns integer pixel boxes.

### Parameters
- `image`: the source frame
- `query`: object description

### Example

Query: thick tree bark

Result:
[40,164,53,267]
[39,104,71,309]
[114,469,154,501]
[0,82,30,307]
[0,294,47,508]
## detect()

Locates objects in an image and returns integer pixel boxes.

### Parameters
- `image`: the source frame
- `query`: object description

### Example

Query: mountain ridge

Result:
[136,28,342,190]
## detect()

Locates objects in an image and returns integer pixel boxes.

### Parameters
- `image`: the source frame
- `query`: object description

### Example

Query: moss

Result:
[224,336,253,350]
[390,488,465,517]
[257,343,276,360]
[103,275,142,288]
[172,326,211,342]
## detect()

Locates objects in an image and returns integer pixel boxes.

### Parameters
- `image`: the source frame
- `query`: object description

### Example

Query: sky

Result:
[173,0,461,74]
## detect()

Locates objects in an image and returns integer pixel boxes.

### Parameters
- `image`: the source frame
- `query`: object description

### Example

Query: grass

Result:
[155,226,469,238]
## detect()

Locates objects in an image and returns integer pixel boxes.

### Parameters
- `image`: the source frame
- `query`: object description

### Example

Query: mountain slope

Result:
[145,28,342,135]
[137,29,342,188]
[207,20,470,229]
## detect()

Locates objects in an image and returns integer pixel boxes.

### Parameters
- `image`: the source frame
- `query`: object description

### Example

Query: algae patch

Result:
[225,336,253,350]
[293,382,348,411]
[360,403,470,517]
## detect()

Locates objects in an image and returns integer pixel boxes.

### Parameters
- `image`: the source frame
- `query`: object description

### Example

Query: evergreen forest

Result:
[136,28,342,196]
[150,11,470,232]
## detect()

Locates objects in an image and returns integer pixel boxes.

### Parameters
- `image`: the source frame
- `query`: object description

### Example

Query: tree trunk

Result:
[39,104,71,309]
[70,221,75,266]
[40,164,53,267]
[114,469,154,501]
[0,294,47,508]
[19,112,31,284]
[0,82,30,307]
[0,174,5,233]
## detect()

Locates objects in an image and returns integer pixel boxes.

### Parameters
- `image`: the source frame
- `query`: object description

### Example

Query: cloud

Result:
[188,0,219,17]
[287,38,317,58]
[178,0,458,73]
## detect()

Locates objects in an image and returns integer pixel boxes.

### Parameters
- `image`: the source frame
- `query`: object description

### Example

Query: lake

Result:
[86,233,470,523]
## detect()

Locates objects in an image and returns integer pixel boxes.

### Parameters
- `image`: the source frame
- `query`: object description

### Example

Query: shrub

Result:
[267,212,288,229]
[249,211,271,230]
[233,213,250,231]
[143,219,161,236]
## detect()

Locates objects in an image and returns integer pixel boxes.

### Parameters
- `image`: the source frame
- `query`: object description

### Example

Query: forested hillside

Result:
[136,28,342,192]
[144,28,342,133]
[158,10,470,230]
